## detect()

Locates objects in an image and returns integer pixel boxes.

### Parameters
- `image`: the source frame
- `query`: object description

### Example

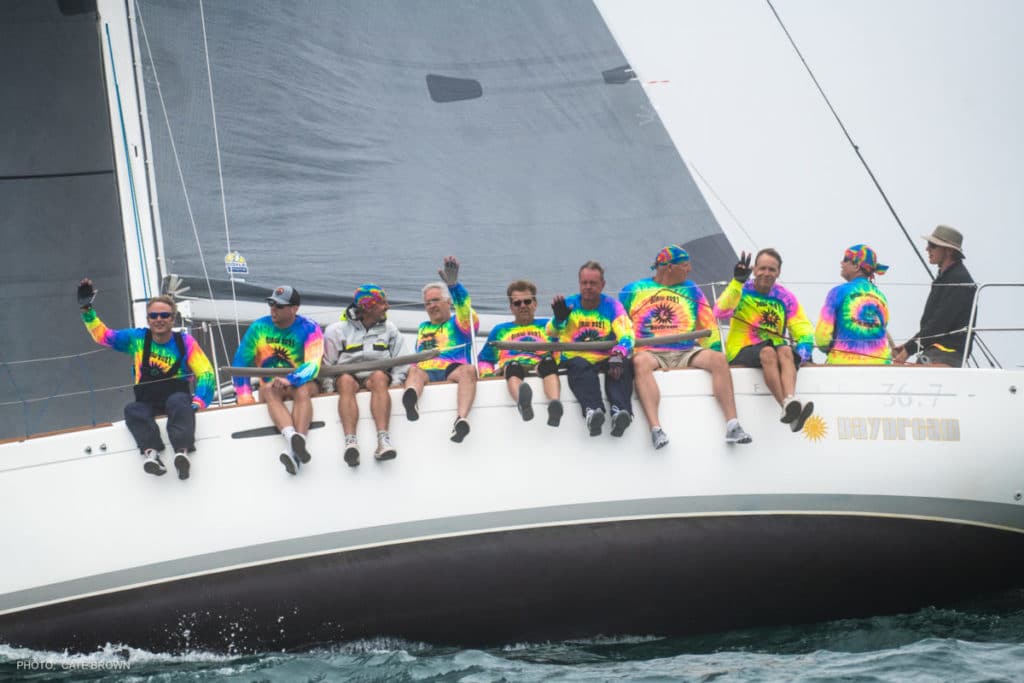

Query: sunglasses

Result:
[147,311,173,320]
[510,298,535,307]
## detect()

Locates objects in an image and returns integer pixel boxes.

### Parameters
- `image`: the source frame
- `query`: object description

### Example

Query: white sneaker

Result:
[343,434,360,467]
[375,432,397,461]
[142,449,167,476]
[651,427,669,450]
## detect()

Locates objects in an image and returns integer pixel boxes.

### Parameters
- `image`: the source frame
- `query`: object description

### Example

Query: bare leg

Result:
[776,345,798,399]
[404,365,428,398]
[690,349,738,421]
[542,372,561,401]
[291,382,317,434]
[507,374,522,402]
[366,371,391,431]
[261,382,295,432]
[336,374,360,435]
[449,364,478,419]
[632,351,662,429]
[759,346,786,406]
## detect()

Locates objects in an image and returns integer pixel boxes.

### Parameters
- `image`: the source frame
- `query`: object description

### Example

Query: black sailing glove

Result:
[551,296,570,324]
[77,279,96,309]
[438,256,460,287]
[733,252,752,283]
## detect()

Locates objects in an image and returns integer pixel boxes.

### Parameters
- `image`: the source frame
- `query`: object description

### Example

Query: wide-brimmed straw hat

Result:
[921,225,965,258]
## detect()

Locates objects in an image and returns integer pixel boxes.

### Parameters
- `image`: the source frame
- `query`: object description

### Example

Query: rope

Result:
[134,0,238,378]
[197,0,244,346]
[765,0,932,280]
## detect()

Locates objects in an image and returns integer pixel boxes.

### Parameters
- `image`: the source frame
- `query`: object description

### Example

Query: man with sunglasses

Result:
[77,278,215,479]
[477,280,563,425]
[893,226,975,367]
[621,245,751,449]
[233,285,323,475]
[402,257,480,443]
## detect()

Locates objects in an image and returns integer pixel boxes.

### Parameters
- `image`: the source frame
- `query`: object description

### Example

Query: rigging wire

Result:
[134,1,232,366]
[685,160,758,252]
[198,0,244,346]
[765,0,932,279]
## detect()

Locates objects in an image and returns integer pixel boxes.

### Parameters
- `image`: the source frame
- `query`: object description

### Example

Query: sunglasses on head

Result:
[511,298,535,307]
[148,311,173,320]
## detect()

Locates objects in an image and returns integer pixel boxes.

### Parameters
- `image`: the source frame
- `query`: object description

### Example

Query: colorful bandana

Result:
[650,244,690,270]
[353,283,386,309]
[844,244,889,278]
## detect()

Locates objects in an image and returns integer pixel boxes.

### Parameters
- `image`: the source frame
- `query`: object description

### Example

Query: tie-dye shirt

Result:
[477,319,552,377]
[232,314,324,401]
[619,278,721,353]
[713,279,814,362]
[82,308,216,408]
[416,282,480,370]
[545,293,634,364]
[815,277,892,365]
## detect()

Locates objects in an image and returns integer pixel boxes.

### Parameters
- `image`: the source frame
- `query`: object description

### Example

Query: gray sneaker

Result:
[725,422,753,444]
[279,451,299,475]
[586,408,604,437]
[651,427,669,450]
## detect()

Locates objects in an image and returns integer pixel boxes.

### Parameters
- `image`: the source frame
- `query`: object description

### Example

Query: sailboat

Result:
[1,0,1022,653]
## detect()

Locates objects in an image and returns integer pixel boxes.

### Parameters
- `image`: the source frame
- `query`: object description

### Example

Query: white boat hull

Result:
[1,366,1022,651]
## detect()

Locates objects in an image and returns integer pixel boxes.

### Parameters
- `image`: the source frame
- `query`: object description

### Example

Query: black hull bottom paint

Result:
[3,514,1023,652]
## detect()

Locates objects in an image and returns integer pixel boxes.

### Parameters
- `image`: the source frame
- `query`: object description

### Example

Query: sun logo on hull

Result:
[801,415,828,441]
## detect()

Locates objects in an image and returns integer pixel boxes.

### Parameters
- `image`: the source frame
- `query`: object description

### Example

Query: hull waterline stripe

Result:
[3,500,1023,617]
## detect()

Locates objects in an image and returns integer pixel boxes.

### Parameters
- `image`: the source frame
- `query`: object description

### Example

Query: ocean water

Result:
[3,589,1022,682]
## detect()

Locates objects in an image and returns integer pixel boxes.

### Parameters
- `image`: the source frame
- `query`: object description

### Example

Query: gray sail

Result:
[0,0,134,439]
[138,0,734,310]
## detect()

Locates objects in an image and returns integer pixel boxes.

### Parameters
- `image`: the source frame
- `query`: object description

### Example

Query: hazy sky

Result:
[597,0,1023,365]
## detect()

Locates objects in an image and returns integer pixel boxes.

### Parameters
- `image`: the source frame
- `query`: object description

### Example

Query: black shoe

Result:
[781,399,802,424]
[586,409,604,437]
[280,452,298,475]
[547,399,563,427]
[291,434,311,463]
[516,384,534,421]
[791,401,815,433]
[343,444,360,467]
[451,417,470,443]
[610,409,632,437]
[402,388,419,421]
[173,452,191,480]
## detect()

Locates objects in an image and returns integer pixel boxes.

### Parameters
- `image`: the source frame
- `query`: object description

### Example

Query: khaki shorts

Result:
[650,347,704,369]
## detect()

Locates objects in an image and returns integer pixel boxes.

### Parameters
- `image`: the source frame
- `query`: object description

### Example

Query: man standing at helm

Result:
[894,225,976,367]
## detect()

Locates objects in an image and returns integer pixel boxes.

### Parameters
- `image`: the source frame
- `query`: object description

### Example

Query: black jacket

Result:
[905,260,975,357]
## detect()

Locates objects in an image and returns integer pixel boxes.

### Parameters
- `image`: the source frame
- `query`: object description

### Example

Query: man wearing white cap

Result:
[893,226,976,367]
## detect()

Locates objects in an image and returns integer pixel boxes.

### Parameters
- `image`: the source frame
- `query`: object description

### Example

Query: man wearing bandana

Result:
[322,284,407,465]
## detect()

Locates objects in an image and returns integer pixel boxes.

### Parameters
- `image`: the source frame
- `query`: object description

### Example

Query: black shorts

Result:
[730,340,801,369]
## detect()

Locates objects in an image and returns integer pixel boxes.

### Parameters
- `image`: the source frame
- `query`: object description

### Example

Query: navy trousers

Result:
[124,391,196,454]
[564,356,633,416]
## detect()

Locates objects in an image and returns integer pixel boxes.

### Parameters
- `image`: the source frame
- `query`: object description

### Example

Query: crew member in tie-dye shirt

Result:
[546,260,634,438]
[233,285,323,475]
[620,245,751,449]
[714,248,816,434]
[77,278,214,480]
[815,245,893,365]
[477,279,563,426]
[402,257,480,444]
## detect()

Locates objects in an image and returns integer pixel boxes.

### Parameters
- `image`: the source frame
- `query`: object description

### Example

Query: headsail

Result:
[138,0,735,310]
